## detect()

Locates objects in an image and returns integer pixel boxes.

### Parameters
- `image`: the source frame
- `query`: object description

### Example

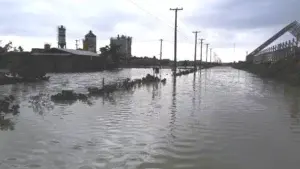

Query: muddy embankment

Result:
[232,58,300,85]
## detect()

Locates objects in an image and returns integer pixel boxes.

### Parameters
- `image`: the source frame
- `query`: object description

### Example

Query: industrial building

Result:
[57,25,66,48]
[83,30,97,53]
[29,47,102,72]
[1,46,103,73]
[110,35,132,58]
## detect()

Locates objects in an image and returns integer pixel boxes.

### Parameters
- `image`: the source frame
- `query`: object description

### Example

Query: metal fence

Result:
[253,39,299,64]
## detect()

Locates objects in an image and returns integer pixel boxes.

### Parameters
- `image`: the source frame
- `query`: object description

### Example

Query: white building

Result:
[110,35,132,58]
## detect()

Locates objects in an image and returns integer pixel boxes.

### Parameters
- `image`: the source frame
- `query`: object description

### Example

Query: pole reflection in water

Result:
[198,69,203,109]
[204,69,207,92]
[192,72,196,116]
[290,96,300,125]
[170,76,177,138]
[152,82,159,100]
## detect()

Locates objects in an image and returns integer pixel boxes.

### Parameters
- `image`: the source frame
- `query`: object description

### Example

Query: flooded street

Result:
[1,67,300,169]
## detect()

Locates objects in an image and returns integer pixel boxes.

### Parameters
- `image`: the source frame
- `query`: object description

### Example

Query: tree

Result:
[18,46,24,52]
[100,45,109,55]
[0,41,12,53]
[109,44,121,65]
[183,60,188,68]
[13,47,18,52]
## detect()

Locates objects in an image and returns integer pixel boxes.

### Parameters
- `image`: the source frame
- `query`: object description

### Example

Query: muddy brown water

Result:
[0,67,300,169]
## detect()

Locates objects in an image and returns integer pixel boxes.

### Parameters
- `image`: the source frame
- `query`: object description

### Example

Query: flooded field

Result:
[1,67,300,169]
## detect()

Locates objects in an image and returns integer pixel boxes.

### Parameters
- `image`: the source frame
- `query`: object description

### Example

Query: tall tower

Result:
[83,30,96,53]
[57,25,66,48]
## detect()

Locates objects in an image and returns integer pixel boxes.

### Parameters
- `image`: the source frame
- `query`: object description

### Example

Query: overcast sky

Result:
[0,0,299,62]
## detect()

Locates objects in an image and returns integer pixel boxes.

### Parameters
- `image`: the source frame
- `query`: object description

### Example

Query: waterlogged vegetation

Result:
[50,74,166,103]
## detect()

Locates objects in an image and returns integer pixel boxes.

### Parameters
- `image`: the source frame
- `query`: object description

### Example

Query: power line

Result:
[126,0,191,42]
[132,39,160,43]
[127,0,174,28]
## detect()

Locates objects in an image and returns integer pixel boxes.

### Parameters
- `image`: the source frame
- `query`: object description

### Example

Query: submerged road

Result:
[0,67,300,169]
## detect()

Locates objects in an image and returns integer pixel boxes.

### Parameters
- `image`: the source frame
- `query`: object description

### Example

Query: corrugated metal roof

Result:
[53,48,99,57]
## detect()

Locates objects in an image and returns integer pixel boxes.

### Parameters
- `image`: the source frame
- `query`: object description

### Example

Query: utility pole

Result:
[192,31,201,70]
[159,39,163,68]
[199,38,205,68]
[75,40,79,50]
[210,48,212,63]
[170,7,183,72]
[233,43,236,52]
[297,33,300,47]
[205,43,209,64]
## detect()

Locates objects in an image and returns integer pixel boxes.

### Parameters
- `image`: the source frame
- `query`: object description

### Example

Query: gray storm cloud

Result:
[186,0,300,30]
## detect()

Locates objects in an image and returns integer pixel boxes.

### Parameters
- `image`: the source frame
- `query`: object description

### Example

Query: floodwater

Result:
[1,67,300,169]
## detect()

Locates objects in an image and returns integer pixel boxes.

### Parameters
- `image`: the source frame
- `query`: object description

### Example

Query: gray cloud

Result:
[0,0,141,39]
[84,12,140,34]
[186,0,300,30]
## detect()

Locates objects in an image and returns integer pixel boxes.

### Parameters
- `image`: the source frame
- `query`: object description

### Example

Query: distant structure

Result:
[247,20,300,63]
[83,30,96,53]
[44,43,51,50]
[57,25,66,48]
[110,35,132,58]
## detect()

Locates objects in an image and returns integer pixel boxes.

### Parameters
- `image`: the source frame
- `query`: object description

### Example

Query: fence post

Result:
[102,78,105,88]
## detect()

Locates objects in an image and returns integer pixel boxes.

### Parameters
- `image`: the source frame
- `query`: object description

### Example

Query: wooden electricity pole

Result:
[205,43,209,63]
[193,31,201,70]
[210,48,212,63]
[170,7,183,72]
[199,38,205,68]
[159,39,163,68]
[75,40,79,50]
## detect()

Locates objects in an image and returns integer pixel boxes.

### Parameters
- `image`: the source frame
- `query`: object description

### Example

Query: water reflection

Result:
[290,96,300,125]
[152,82,159,100]
[170,76,176,136]
[204,69,207,92]
[192,72,196,116]
[2,68,300,169]
[29,93,54,115]
[0,117,15,131]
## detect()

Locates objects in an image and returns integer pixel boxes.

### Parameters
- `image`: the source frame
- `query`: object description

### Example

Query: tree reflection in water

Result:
[0,117,16,131]
[29,93,55,115]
